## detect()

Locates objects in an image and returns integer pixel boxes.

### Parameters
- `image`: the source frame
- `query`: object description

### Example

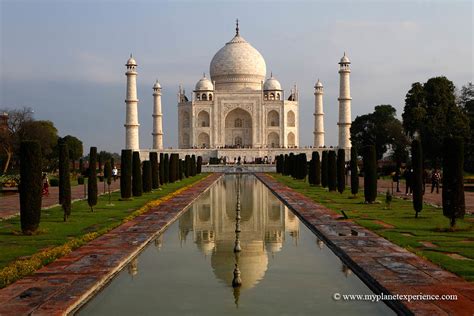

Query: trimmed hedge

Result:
[120,149,132,199]
[363,145,377,203]
[163,154,169,183]
[87,147,98,211]
[411,139,423,218]
[197,156,203,174]
[350,147,359,196]
[159,153,165,185]
[321,151,328,188]
[328,151,337,191]
[19,141,42,235]
[442,137,465,227]
[337,149,345,194]
[150,152,159,189]
[59,142,71,221]
[132,151,143,197]
[142,160,152,193]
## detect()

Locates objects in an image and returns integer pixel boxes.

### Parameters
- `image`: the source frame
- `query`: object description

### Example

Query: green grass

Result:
[271,174,474,281]
[0,174,208,269]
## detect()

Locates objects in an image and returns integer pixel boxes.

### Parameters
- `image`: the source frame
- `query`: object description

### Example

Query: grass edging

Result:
[0,175,209,288]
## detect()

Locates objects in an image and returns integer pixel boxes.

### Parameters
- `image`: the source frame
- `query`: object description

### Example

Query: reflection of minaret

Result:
[341,261,352,277]
[128,258,138,277]
[154,236,163,251]
[232,174,242,307]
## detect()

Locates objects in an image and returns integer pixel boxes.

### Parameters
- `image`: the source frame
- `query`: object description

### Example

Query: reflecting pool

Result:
[79,174,393,315]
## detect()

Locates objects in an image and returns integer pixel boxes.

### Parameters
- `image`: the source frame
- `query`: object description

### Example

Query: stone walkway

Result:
[256,173,474,316]
[0,180,121,220]
[365,178,474,214]
[0,174,222,315]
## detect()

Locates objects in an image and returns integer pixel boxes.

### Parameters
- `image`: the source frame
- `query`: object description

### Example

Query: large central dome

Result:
[210,30,266,91]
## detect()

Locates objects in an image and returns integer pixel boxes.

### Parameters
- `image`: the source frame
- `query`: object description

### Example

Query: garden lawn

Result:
[271,174,474,282]
[0,174,208,270]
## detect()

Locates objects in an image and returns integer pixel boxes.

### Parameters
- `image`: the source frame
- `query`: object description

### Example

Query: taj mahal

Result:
[124,21,352,162]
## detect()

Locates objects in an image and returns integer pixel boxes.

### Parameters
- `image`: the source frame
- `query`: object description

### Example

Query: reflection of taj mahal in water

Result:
[178,175,299,291]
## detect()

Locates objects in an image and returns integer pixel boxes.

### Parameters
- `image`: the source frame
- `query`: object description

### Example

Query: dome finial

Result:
[235,18,239,35]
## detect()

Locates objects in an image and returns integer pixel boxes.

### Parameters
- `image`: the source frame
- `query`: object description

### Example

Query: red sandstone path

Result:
[0,180,121,220]
[359,177,474,214]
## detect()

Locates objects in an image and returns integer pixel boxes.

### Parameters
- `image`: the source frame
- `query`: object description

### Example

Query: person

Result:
[112,166,118,181]
[404,168,412,195]
[392,168,401,193]
[431,168,441,194]
[42,173,49,196]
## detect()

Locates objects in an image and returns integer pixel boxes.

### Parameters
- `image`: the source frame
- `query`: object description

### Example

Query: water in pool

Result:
[79,174,393,315]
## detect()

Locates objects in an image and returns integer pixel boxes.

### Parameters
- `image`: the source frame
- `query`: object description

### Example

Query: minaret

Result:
[124,54,140,150]
[313,79,325,147]
[338,52,352,154]
[152,80,163,150]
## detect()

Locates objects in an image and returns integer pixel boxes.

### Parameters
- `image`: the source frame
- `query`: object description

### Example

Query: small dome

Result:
[126,54,137,66]
[153,80,161,89]
[339,52,350,64]
[195,75,214,91]
[315,79,323,88]
[263,75,282,91]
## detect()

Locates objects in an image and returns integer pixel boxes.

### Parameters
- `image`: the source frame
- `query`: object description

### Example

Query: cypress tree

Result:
[184,155,190,177]
[411,139,423,218]
[363,145,377,203]
[87,147,98,212]
[120,149,132,199]
[178,159,184,180]
[288,153,295,178]
[19,141,42,235]
[442,137,465,228]
[150,152,159,189]
[321,151,328,188]
[337,149,345,194]
[308,156,315,185]
[142,160,152,193]
[314,152,321,186]
[79,158,84,176]
[350,147,359,196]
[110,157,115,171]
[163,153,170,183]
[132,151,143,197]
[191,155,197,176]
[159,153,165,185]
[98,154,103,174]
[169,154,178,183]
[59,142,71,221]
[328,151,337,191]
[197,156,203,174]
[283,154,289,175]
[299,153,307,180]
[104,160,112,204]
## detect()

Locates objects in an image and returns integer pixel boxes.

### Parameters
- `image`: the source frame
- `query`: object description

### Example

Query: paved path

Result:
[257,173,474,316]
[0,180,121,220]
[358,177,474,214]
[0,174,221,315]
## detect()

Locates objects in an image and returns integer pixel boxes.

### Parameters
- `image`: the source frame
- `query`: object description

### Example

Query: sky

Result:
[1,0,472,153]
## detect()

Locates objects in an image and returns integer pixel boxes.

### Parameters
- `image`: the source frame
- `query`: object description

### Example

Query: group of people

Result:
[392,167,441,195]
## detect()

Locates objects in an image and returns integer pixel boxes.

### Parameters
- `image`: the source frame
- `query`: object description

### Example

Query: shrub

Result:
[142,160,152,193]
[178,159,184,180]
[132,151,143,197]
[120,149,132,199]
[169,154,178,183]
[104,160,112,185]
[313,152,321,186]
[337,149,345,194]
[77,176,84,185]
[411,139,423,218]
[297,153,307,180]
[191,155,197,176]
[321,151,328,188]
[328,151,337,191]
[283,154,289,175]
[184,155,190,178]
[350,147,359,196]
[49,178,59,187]
[363,145,377,203]
[59,142,71,221]
[87,147,98,211]
[442,137,465,228]
[79,158,84,175]
[19,141,42,235]
[150,152,159,189]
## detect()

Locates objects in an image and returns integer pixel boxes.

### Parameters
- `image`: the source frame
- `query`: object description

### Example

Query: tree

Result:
[98,154,103,174]
[197,156,203,174]
[79,158,84,175]
[150,152,159,189]
[0,107,34,174]
[142,161,152,193]
[178,159,184,180]
[17,120,58,170]
[411,139,423,218]
[104,160,112,204]
[442,137,465,228]
[169,154,178,183]
[402,77,470,164]
[350,147,359,196]
[163,154,170,183]
[120,150,132,199]
[313,152,321,186]
[61,135,83,171]
[458,82,474,172]
[58,141,71,221]
[87,147,98,211]
[191,155,197,176]
[351,105,408,160]
[363,145,377,203]
[159,153,165,184]
[328,151,337,191]
[321,151,328,188]
[184,155,190,178]
[19,141,42,235]
[337,149,345,194]
[132,151,143,197]
[308,154,315,185]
